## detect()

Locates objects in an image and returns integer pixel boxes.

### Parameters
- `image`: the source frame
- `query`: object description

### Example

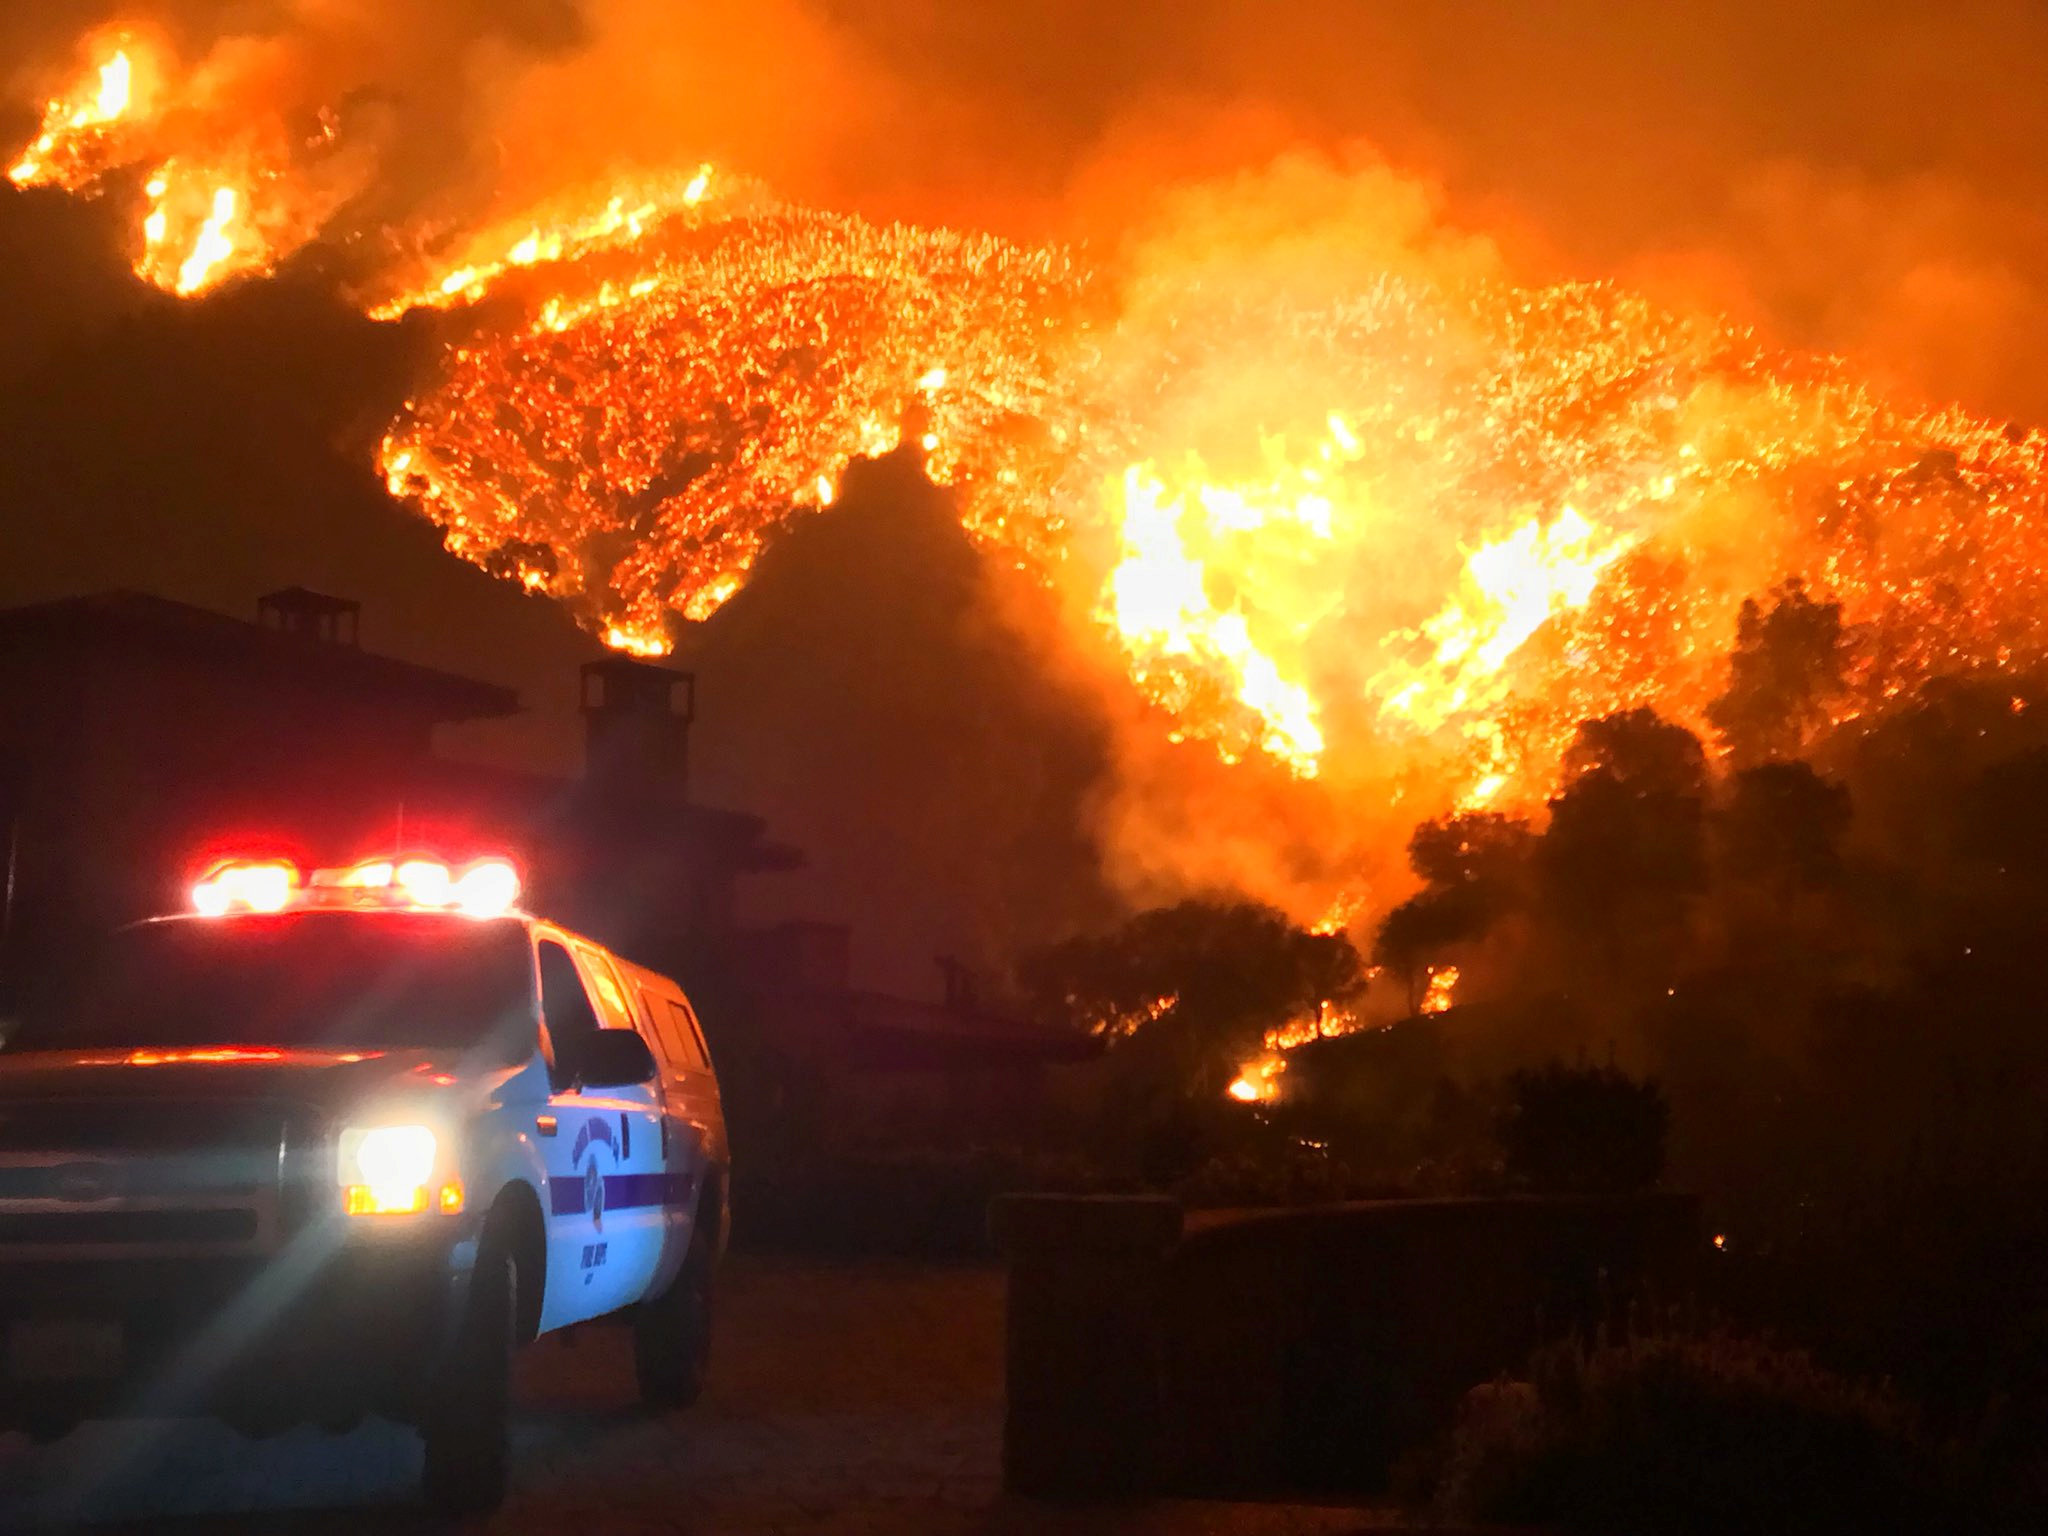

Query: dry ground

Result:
[0,1255,1415,1534]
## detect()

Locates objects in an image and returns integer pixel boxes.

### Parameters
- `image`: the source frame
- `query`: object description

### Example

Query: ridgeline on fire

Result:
[15,24,2048,931]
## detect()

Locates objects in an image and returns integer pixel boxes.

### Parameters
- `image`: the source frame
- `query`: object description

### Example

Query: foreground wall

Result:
[994,1193,1700,1500]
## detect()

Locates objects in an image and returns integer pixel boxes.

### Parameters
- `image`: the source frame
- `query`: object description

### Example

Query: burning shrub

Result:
[1019,900,1367,1131]
[1436,1332,1958,1534]
[1499,1060,1667,1195]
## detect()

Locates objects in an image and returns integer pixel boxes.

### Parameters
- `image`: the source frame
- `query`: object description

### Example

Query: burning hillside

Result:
[378,202,1088,656]
[11,21,2048,925]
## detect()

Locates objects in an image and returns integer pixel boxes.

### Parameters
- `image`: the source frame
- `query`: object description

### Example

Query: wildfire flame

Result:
[368,165,725,319]
[1103,426,1347,775]
[9,34,368,297]
[376,204,1083,646]
[8,42,137,186]
[16,17,2048,927]
[1228,1055,1285,1104]
[1420,965,1460,1016]
[1379,511,1636,735]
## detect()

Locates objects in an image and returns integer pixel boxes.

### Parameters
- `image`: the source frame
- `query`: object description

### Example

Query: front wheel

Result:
[634,1223,714,1409]
[421,1248,516,1516]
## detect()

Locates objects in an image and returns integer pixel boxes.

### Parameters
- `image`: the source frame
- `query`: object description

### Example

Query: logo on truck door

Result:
[548,1110,698,1281]
[568,1115,616,1231]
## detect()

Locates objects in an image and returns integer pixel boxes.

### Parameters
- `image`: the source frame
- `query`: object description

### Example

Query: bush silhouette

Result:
[1499,1060,1667,1194]
[1439,1332,1955,1535]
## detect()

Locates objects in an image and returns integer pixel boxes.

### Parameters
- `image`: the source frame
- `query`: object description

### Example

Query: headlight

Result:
[337,1124,463,1216]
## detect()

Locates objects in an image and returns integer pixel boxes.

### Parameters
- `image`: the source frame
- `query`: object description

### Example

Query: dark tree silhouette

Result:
[1373,812,1536,1009]
[1955,746,2048,887]
[1498,1060,1668,1194]
[1841,675,2048,870]
[1706,579,1848,765]
[1373,887,1483,1012]
[1019,899,1365,1064]
[1019,901,1367,1180]
[1540,709,1708,949]
[1408,811,1538,895]
[1563,706,1708,797]
[1718,761,1852,888]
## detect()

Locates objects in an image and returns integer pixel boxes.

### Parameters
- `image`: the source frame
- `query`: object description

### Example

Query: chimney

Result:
[581,657,695,801]
[258,587,360,646]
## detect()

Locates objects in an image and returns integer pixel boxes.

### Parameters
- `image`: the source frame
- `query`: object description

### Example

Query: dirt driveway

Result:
[0,1256,1398,1534]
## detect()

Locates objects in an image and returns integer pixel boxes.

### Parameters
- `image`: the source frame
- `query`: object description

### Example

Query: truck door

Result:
[641,988,719,1289]
[533,938,664,1326]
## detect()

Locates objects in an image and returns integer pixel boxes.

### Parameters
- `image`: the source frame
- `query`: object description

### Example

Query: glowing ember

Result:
[603,622,674,660]
[1263,994,1366,1054]
[1100,995,1179,1040]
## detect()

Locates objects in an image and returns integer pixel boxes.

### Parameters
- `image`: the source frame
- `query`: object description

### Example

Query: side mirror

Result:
[576,1028,658,1089]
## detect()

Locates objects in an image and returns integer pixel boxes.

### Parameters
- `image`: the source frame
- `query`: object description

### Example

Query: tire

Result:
[634,1221,714,1409]
[421,1247,516,1516]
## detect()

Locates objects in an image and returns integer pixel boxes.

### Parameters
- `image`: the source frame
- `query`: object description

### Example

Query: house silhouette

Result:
[0,589,1093,1147]
[0,588,790,998]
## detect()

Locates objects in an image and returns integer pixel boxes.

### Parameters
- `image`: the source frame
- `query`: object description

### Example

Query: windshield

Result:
[6,912,538,1057]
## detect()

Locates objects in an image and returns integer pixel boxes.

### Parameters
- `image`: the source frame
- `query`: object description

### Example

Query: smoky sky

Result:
[820,1,2048,423]
[10,2,2048,415]
[5,1,2048,989]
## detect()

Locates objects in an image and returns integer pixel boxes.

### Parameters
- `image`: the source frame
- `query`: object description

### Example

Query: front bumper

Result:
[0,1230,474,1432]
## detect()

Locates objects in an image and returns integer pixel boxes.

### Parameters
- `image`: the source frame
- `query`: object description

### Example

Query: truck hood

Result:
[0,1046,498,1121]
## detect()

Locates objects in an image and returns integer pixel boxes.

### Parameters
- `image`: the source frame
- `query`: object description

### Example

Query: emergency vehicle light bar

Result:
[191,855,522,917]
[191,859,299,916]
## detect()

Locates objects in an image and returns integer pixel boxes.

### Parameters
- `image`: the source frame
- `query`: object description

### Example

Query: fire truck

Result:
[0,855,729,1515]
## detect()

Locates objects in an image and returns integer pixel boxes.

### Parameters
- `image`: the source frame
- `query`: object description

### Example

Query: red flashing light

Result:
[452,858,521,916]
[337,860,394,888]
[394,858,454,906]
[194,853,522,917]
[191,859,300,915]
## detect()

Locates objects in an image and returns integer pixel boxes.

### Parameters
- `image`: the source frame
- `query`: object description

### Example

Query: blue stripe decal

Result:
[548,1170,695,1215]
[606,1171,696,1209]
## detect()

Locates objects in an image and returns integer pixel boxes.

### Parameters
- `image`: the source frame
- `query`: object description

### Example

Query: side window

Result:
[537,940,600,1079]
[634,989,683,1069]
[573,947,638,1032]
[666,998,712,1071]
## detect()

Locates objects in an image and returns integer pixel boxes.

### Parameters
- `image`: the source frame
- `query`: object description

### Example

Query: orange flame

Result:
[369,166,726,319]
[1227,1054,1285,1104]
[1420,965,1460,1015]
[8,40,138,187]
[9,33,360,298]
